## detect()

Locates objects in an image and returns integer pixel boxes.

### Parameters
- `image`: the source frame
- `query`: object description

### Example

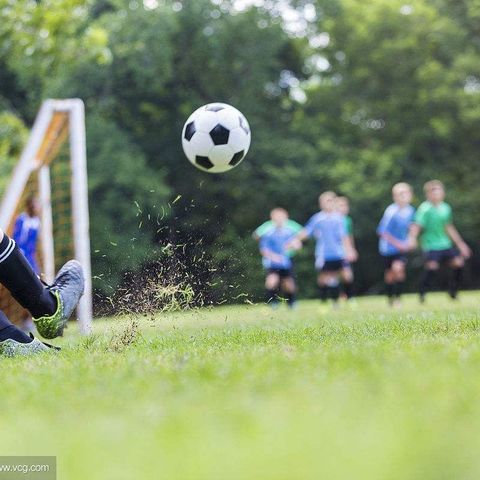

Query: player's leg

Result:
[0,230,84,339]
[419,256,439,303]
[322,269,340,304]
[265,271,280,307]
[281,275,297,308]
[391,259,406,304]
[448,253,465,300]
[0,309,50,356]
[340,264,354,300]
[384,260,395,306]
[317,272,328,303]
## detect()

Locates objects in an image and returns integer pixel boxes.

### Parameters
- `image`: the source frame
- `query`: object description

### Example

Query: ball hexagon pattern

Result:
[182,103,251,173]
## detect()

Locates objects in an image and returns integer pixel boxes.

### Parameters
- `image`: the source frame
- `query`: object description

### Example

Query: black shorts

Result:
[383,254,407,270]
[267,268,294,278]
[424,248,459,263]
[320,260,344,273]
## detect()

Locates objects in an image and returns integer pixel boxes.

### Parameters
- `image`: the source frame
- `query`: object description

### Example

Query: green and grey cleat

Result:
[34,260,85,340]
[0,336,51,357]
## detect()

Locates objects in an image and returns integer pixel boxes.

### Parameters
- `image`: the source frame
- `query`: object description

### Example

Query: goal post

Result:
[0,99,93,334]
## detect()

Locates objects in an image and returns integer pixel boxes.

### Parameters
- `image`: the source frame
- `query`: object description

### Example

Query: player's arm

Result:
[407,223,421,250]
[445,224,471,258]
[407,205,426,251]
[259,236,285,264]
[379,232,409,252]
[342,234,357,262]
[285,225,310,249]
[252,220,270,241]
[348,234,359,260]
[260,247,284,264]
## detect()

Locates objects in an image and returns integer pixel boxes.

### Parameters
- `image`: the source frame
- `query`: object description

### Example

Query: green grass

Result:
[2,292,480,479]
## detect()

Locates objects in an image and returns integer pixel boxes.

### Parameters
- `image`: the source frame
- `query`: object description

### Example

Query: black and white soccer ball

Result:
[182,103,251,173]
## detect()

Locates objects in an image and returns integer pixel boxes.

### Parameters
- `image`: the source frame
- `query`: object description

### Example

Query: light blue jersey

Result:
[377,203,415,256]
[304,212,347,263]
[259,225,296,270]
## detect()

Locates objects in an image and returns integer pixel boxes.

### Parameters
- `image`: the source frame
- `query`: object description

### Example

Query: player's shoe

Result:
[34,260,85,340]
[0,334,59,357]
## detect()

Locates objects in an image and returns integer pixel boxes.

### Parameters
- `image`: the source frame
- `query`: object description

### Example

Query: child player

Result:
[258,208,299,309]
[377,183,415,306]
[408,180,471,302]
[291,192,355,306]
[13,196,41,274]
[335,196,358,301]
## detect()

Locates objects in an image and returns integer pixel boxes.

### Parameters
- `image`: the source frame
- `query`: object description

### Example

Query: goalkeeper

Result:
[0,228,85,357]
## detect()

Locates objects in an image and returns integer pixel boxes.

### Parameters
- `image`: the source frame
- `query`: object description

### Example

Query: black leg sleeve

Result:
[0,234,57,318]
[0,310,32,344]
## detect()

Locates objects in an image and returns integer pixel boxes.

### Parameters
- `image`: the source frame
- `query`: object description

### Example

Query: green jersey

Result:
[254,219,303,238]
[414,201,453,251]
[344,216,353,236]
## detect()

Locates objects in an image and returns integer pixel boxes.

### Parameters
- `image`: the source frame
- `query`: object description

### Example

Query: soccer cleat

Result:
[34,260,85,340]
[0,335,53,357]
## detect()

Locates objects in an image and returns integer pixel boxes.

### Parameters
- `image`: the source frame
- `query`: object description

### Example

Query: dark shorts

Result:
[319,260,344,273]
[267,268,294,278]
[382,254,407,269]
[424,248,459,263]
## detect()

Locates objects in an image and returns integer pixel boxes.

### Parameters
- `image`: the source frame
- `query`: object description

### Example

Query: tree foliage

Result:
[1,0,480,304]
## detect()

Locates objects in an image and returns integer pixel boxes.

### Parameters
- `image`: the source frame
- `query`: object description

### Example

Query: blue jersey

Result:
[259,225,296,270]
[377,204,415,256]
[304,212,347,262]
[13,213,40,273]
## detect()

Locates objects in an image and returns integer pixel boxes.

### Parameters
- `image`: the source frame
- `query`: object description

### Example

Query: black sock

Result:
[420,269,436,298]
[343,282,354,299]
[0,310,32,344]
[386,283,394,301]
[286,292,296,306]
[327,286,340,302]
[394,281,404,299]
[266,289,278,305]
[319,286,328,303]
[0,234,57,318]
[449,268,463,299]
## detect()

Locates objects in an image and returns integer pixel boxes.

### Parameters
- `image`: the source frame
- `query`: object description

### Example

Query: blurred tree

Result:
[0,112,28,196]
[1,0,480,304]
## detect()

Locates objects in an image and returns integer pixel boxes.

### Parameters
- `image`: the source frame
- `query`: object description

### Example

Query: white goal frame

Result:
[0,99,92,334]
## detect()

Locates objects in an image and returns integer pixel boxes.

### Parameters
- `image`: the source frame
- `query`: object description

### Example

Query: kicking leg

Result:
[0,230,85,339]
[0,231,57,318]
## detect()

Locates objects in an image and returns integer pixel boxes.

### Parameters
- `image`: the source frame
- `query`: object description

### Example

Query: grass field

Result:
[2,292,480,479]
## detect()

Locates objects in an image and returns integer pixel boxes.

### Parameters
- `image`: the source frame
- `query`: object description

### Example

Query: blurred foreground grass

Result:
[2,292,480,479]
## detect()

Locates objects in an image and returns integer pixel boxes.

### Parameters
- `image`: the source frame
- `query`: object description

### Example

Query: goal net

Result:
[0,99,92,334]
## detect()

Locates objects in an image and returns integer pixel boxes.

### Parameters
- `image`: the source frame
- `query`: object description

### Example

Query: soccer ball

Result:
[182,103,251,173]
